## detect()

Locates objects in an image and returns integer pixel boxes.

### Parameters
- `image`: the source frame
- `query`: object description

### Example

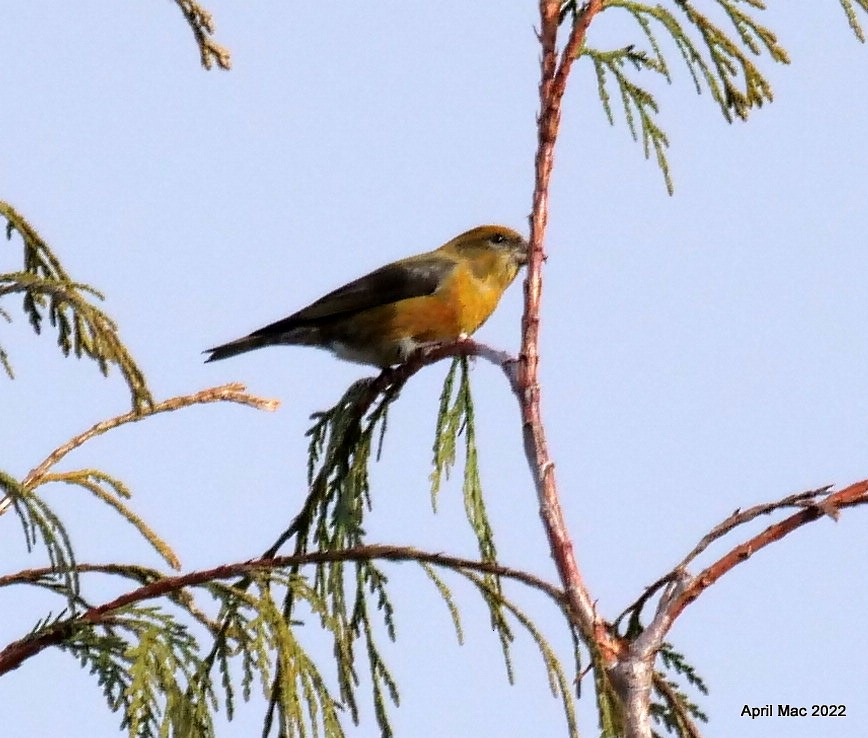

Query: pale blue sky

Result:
[2,3,868,737]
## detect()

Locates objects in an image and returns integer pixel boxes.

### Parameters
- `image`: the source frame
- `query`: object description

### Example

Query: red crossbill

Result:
[204,225,528,367]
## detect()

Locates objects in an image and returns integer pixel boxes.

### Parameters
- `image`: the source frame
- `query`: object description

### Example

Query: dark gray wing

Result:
[249,254,455,338]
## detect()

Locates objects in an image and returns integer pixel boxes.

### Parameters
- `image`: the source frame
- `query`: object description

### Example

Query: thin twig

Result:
[173,0,231,70]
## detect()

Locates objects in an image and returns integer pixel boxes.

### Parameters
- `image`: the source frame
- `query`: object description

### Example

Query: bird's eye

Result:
[490,233,507,245]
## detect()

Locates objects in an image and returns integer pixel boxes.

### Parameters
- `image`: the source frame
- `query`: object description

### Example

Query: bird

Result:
[204,224,529,368]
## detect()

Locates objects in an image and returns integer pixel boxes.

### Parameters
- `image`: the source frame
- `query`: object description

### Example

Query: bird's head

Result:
[444,225,529,271]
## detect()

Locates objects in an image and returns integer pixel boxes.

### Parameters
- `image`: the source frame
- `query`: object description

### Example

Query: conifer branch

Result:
[253,346,525,736]
[601,480,868,738]
[41,470,181,570]
[0,562,216,630]
[0,384,278,519]
[0,545,569,676]
[1,201,153,410]
[262,339,514,559]
[431,357,500,590]
[1,473,80,606]
[586,44,673,192]
[458,569,580,737]
[582,0,791,192]
[651,669,706,738]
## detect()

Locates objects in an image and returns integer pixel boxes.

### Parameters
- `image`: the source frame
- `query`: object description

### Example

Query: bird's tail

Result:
[203,335,271,363]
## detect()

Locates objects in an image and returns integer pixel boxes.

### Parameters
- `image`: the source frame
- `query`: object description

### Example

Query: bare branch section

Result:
[174,0,231,70]
[525,0,621,659]
[619,484,836,618]
[673,485,835,571]
[664,480,868,622]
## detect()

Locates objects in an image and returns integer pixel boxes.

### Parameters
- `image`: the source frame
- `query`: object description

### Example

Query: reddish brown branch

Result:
[617,484,836,625]
[0,544,566,677]
[523,1,616,658]
[672,485,835,571]
[665,480,868,622]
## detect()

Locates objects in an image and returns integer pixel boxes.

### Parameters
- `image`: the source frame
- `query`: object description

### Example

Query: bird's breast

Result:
[383,262,503,342]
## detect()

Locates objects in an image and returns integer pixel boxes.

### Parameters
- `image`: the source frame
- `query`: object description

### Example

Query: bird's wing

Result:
[250,253,455,336]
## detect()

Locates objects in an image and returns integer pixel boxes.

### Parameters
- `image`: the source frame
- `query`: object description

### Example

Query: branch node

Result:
[813,498,841,522]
